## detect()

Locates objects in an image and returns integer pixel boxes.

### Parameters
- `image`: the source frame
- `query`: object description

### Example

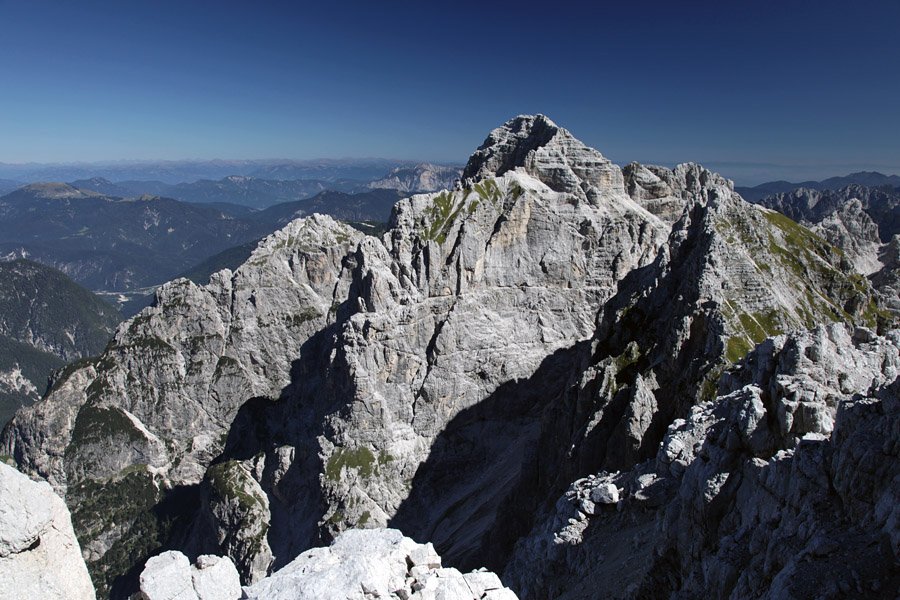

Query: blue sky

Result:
[1,0,898,184]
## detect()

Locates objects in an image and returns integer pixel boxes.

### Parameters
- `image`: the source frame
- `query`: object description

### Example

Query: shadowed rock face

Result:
[505,323,900,600]
[0,115,886,599]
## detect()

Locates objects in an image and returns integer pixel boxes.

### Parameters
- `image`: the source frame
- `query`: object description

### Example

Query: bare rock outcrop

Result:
[137,551,241,600]
[242,528,516,600]
[505,323,900,599]
[755,184,900,313]
[2,214,365,593]
[0,462,95,600]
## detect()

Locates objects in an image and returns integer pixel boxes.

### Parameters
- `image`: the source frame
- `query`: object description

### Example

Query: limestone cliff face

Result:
[0,115,885,599]
[2,214,365,593]
[756,185,900,319]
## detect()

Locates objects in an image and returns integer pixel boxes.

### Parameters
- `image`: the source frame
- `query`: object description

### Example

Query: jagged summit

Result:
[460,115,624,206]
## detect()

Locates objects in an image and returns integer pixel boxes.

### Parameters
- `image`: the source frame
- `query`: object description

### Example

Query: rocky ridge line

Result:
[0,115,887,598]
[505,323,900,599]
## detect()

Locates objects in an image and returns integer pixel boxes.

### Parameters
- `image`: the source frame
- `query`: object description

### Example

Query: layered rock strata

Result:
[756,184,900,314]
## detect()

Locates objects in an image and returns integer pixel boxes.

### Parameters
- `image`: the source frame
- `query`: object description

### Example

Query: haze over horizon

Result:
[1,0,898,186]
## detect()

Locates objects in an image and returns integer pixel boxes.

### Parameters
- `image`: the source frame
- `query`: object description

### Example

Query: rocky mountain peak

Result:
[460,115,624,205]
[1,116,891,599]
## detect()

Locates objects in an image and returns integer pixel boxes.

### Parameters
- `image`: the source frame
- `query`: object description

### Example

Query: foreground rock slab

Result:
[241,528,517,600]
[0,462,95,600]
[137,551,241,600]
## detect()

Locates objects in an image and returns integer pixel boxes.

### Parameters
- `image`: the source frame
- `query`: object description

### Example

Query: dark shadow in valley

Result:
[388,341,590,574]
[108,483,211,599]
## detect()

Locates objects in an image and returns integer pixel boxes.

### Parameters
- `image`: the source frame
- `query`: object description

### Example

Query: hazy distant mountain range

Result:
[0,179,23,195]
[0,158,425,186]
[106,176,363,209]
[0,183,406,307]
[735,170,900,202]
[0,183,272,292]
[8,115,900,600]
[57,164,463,210]
[366,163,462,193]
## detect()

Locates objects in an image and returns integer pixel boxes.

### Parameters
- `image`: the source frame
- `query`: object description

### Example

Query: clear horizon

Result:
[1,0,898,186]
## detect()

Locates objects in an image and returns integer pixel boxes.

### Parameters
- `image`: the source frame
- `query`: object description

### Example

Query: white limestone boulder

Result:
[0,462,95,600]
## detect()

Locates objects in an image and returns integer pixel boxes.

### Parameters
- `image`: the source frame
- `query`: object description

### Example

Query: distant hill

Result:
[0,336,64,429]
[0,259,122,427]
[114,180,177,197]
[0,183,406,319]
[68,177,133,197]
[115,190,404,317]
[736,171,900,202]
[161,176,361,209]
[248,158,407,182]
[84,174,411,210]
[0,183,274,291]
[366,163,462,193]
[253,189,405,226]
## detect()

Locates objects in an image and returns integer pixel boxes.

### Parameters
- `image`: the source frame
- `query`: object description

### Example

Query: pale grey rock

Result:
[0,365,39,403]
[461,115,638,210]
[0,462,95,600]
[192,555,242,600]
[462,569,504,597]
[242,528,515,600]
[483,590,519,600]
[756,184,900,307]
[138,551,241,600]
[1,213,364,593]
[623,161,734,227]
[367,164,462,194]
[872,234,900,315]
[814,197,881,274]
[139,552,198,600]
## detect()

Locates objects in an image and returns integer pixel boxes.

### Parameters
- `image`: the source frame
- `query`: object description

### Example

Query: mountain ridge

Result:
[0,115,890,599]
[736,171,900,202]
